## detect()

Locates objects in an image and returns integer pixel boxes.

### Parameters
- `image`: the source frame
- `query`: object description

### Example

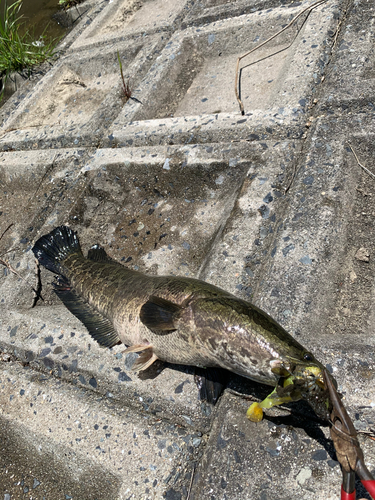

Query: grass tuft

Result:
[0,0,58,99]
[117,50,142,104]
[117,50,132,102]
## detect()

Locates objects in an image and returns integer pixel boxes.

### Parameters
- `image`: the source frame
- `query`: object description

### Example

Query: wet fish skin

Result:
[32,226,327,405]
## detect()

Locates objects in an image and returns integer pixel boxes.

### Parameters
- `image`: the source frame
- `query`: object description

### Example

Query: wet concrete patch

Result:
[39,145,251,276]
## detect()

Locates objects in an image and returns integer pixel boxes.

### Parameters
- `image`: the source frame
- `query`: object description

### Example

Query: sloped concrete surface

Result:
[0,361,200,499]
[1,0,375,498]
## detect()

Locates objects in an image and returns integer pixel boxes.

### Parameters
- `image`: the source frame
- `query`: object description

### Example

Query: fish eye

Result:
[303,352,314,362]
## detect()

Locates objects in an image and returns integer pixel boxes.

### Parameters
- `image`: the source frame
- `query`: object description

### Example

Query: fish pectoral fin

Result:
[122,345,159,371]
[133,350,159,372]
[53,277,120,348]
[140,296,181,334]
[123,344,152,354]
[122,345,158,372]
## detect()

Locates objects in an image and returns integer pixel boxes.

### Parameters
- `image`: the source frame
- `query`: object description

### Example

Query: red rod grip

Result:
[341,484,356,500]
[362,480,375,499]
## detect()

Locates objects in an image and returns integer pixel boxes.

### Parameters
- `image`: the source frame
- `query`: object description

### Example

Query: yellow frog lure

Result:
[247,361,327,422]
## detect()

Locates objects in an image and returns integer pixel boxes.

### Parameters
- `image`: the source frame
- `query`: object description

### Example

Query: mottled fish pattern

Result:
[32,226,330,417]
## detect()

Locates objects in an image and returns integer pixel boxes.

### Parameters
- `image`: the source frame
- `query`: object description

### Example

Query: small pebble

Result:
[296,467,312,485]
[192,437,201,447]
[355,247,369,262]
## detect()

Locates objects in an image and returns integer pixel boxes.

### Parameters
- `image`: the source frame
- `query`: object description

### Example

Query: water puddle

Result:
[19,0,70,40]
[0,0,77,43]
[0,0,84,104]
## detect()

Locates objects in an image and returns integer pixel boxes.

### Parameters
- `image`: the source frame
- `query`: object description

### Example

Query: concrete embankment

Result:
[0,0,374,498]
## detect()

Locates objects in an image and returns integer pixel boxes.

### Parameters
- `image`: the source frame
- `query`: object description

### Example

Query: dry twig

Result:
[186,464,196,500]
[31,258,43,307]
[0,223,43,305]
[235,0,329,115]
[358,427,375,440]
[348,142,375,181]
[0,223,13,243]
[331,4,348,50]
[284,160,298,195]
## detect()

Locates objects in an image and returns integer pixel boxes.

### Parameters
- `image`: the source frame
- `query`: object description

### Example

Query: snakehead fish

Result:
[32,225,332,421]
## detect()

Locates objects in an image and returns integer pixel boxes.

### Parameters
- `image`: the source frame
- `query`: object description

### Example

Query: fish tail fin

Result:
[32,225,82,274]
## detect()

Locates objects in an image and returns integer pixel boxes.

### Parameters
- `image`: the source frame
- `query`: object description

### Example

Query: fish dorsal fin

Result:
[140,296,181,334]
[53,277,120,348]
[87,244,115,263]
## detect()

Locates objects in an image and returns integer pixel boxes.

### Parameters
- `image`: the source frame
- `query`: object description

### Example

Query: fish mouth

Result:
[247,361,331,423]
[270,359,328,401]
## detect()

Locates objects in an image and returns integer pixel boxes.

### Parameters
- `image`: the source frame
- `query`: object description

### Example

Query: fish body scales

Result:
[32,225,327,411]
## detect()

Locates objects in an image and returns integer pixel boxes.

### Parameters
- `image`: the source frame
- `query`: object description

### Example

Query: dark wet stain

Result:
[164,488,182,500]
[67,161,248,274]
[43,358,54,369]
[39,348,51,358]
[303,176,314,185]
[312,449,327,461]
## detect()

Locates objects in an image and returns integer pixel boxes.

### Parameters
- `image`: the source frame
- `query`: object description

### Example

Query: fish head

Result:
[270,355,333,419]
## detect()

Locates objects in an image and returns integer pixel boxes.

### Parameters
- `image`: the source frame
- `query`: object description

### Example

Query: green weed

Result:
[117,50,142,104]
[117,50,132,102]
